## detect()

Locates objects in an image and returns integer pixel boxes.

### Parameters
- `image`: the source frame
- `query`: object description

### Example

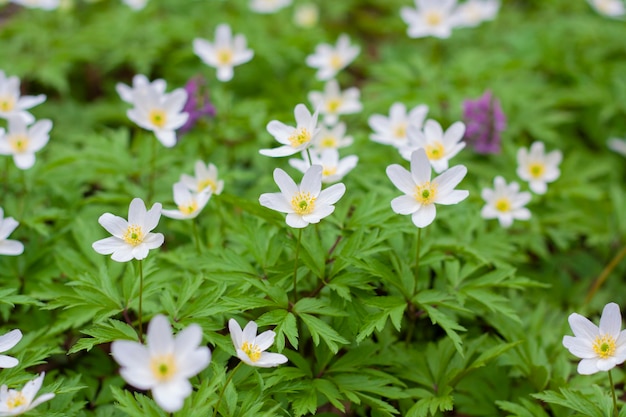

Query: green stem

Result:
[585,244,626,305]
[306,147,313,166]
[212,362,243,417]
[148,135,156,202]
[415,228,422,293]
[293,229,303,303]
[138,259,144,343]
[609,369,618,417]
[192,219,202,254]
[3,157,8,194]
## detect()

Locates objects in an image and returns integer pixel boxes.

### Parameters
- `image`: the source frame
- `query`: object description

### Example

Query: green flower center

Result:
[150,354,177,382]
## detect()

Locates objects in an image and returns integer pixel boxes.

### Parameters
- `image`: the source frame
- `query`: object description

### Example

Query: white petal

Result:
[600,303,622,338]
[152,379,191,412]
[98,213,128,237]
[411,204,436,228]
[562,335,596,359]
[259,192,292,213]
[229,319,244,349]
[433,165,468,197]
[577,358,600,375]
[436,190,469,205]
[128,198,147,226]
[391,195,420,215]
[92,237,124,256]
[0,329,22,352]
[259,146,299,157]
[568,313,599,340]
[0,355,18,368]
[410,149,432,184]
[254,330,276,351]
[286,213,309,228]
[253,352,288,368]
[147,315,174,356]
[0,240,24,256]
[242,321,258,343]
[273,168,298,197]
[13,153,35,170]
[300,165,323,195]
[155,130,177,148]
[316,183,346,206]
[386,164,415,195]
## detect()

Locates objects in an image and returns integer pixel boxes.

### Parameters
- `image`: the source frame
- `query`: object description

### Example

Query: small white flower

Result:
[451,0,499,28]
[92,198,164,263]
[0,208,24,257]
[313,122,354,151]
[116,74,166,104]
[400,119,466,174]
[111,315,211,412]
[289,149,358,184]
[193,24,254,82]
[587,0,625,17]
[0,117,52,170]
[386,148,468,228]
[9,0,59,10]
[516,141,562,195]
[249,0,291,14]
[401,0,459,39]
[305,34,360,81]
[161,183,212,220]
[563,302,626,375]
[368,102,429,148]
[608,137,626,157]
[0,372,55,416]
[228,319,288,368]
[480,176,531,228]
[260,103,319,158]
[0,71,46,124]
[308,80,362,126]
[293,3,319,28]
[0,330,22,368]
[179,161,224,195]
[122,0,148,10]
[259,165,346,228]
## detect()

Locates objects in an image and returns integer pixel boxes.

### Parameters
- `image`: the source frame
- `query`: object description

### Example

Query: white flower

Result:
[92,198,164,262]
[122,0,148,10]
[305,34,360,81]
[289,149,358,183]
[293,3,319,28]
[587,0,625,17]
[111,315,211,412]
[0,71,46,124]
[228,319,287,368]
[259,165,346,228]
[116,74,166,104]
[0,330,22,368]
[0,208,24,256]
[9,0,59,10]
[516,141,562,195]
[260,103,319,158]
[250,0,291,14]
[179,161,224,195]
[193,24,254,82]
[161,183,212,220]
[308,80,362,126]
[312,122,353,151]
[386,148,469,228]
[0,117,52,170]
[563,302,626,375]
[608,137,626,157]
[401,0,459,39]
[400,119,466,174]
[0,372,55,416]
[368,102,429,148]
[480,176,531,228]
[451,0,499,28]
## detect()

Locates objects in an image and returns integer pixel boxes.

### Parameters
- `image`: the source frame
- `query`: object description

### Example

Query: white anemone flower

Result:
[228,319,288,368]
[563,302,626,375]
[92,198,164,263]
[122,0,148,10]
[259,165,346,228]
[116,74,165,104]
[400,119,466,174]
[481,176,531,228]
[607,137,626,157]
[516,141,562,195]
[161,183,212,220]
[260,103,319,158]
[111,315,211,413]
[368,102,429,148]
[0,330,22,368]
[401,0,459,39]
[312,122,353,151]
[179,161,224,195]
[193,24,254,82]
[305,34,360,81]
[293,3,319,28]
[250,0,291,14]
[386,148,469,228]
[289,149,358,184]
[0,208,24,257]
[0,117,52,170]
[0,372,55,416]
[308,80,362,126]
[587,0,625,17]
[0,71,46,124]
[451,0,499,28]
[9,0,60,10]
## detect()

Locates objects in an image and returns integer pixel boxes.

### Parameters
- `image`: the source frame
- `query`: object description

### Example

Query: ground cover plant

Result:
[1,0,626,415]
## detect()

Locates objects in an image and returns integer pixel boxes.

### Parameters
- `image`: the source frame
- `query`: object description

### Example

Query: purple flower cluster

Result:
[179,75,216,134]
[462,90,506,154]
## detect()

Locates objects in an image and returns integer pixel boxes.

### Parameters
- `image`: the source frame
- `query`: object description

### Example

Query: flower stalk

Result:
[212,362,243,417]
[293,229,303,302]
[609,369,618,417]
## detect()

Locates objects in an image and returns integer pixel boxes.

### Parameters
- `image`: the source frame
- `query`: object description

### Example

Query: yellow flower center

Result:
[150,354,178,382]
[6,391,26,410]
[217,48,233,65]
[494,197,511,213]
[320,135,337,148]
[148,109,167,128]
[0,96,14,112]
[329,53,343,70]
[288,128,311,147]
[322,166,337,177]
[425,141,445,160]
[425,10,443,26]
[242,341,261,362]
[9,134,29,153]
[291,191,316,215]
[528,162,545,179]
[178,201,198,215]
[414,182,437,204]
[393,123,407,139]
[326,98,342,113]
[593,334,616,359]
[197,178,217,193]
[122,225,144,246]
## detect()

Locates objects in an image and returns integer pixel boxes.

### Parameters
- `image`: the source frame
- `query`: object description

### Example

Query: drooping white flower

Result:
[161,183,212,220]
[0,208,24,257]
[400,0,459,39]
[260,103,319,158]
[607,137,626,157]
[249,0,291,14]
[289,149,358,184]
[368,102,429,148]
[312,122,353,151]
[480,176,531,228]
[111,315,211,412]
[259,165,346,228]
[0,71,46,124]
[293,3,319,28]
[587,0,625,17]
[386,148,468,228]
[0,117,52,170]
[179,161,224,195]
[9,0,59,10]
[0,330,22,368]
[450,0,499,28]
[516,141,562,195]
[92,198,164,263]
[308,80,362,126]
[400,119,466,174]
[305,34,360,81]
[228,319,287,368]
[563,302,626,375]
[116,74,166,104]
[193,24,254,82]
[0,372,55,416]
[122,0,148,10]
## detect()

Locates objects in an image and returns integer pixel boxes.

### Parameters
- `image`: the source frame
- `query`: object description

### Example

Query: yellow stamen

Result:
[528,162,545,179]
[593,334,616,359]
[148,109,167,128]
[178,201,198,215]
[291,191,316,215]
[329,54,343,70]
[150,354,178,382]
[123,225,144,246]
[414,182,437,204]
[6,392,26,410]
[425,11,443,26]
[242,341,261,362]
[197,178,217,193]
[217,49,233,65]
[326,99,342,113]
[0,97,14,113]
[494,197,511,212]
[322,166,337,177]
[320,135,337,148]
[288,128,311,147]
[9,134,29,153]
[425,141,445,160]
[393,123,407,139]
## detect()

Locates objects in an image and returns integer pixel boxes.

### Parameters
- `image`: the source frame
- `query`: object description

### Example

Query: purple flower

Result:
[462,90,506,154]
[179,76,216,134]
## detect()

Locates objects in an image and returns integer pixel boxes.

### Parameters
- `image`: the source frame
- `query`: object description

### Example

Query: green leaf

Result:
[299,313,349,353]
[69,319,138,354]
